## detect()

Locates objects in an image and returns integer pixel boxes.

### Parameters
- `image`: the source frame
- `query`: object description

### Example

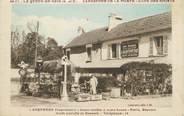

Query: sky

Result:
[12,4,171,46]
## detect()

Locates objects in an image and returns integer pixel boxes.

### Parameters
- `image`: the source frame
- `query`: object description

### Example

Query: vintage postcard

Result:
[0,0,184,116]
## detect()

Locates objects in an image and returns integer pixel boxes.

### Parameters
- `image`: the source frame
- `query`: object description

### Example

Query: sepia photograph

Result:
[10,4,172,109]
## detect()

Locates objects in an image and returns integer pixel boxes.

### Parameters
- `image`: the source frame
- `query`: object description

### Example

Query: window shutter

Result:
[101,45,108,60]
[149,37,153,56]
[116,43,120,59]
[163,35,168,54]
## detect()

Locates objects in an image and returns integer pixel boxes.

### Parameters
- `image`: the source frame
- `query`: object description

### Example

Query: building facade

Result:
[64,12,172,75]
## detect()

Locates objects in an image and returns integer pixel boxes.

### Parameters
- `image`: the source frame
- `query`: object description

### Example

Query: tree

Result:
[11,32,45,68]
[11,24,27,49]
[47,37,58,49]
[43,38,63,61]
[11,22,64,68]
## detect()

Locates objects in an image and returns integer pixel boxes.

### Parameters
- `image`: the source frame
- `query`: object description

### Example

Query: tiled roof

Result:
[65,12,171,48]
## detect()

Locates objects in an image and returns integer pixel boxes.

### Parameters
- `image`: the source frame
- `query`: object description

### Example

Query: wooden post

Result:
[35,21,39,67]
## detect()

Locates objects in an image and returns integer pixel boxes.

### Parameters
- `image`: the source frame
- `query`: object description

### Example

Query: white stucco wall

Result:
[69,29,172,68]
[70,52,86,67]
[139,36,150,57]
[70,46,102,67]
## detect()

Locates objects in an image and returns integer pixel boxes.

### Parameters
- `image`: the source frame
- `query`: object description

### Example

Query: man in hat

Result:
[89,74,98,95]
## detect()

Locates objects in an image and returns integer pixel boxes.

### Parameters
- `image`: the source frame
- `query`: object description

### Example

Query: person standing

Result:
[18,61,29,93]
[89,75,98,95]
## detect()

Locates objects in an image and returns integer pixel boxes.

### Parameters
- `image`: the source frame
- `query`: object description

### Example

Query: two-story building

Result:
[64,12,171,76]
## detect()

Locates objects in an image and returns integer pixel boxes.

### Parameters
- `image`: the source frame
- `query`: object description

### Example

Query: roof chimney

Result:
[108,13,122,31]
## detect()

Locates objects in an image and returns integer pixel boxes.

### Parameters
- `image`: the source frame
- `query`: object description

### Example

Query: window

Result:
[111,44,117,58]
[107,43,119,59]
[86,47,92,62]
[121,40,139,58]
[154,36,163,55]
[66,50,70,60]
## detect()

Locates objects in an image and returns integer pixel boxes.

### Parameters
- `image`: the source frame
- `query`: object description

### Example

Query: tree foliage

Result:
[120,62,172,95]
[11,32,63,68]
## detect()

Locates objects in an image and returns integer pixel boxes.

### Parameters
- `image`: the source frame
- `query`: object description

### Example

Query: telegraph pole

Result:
[35,21,39,67]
